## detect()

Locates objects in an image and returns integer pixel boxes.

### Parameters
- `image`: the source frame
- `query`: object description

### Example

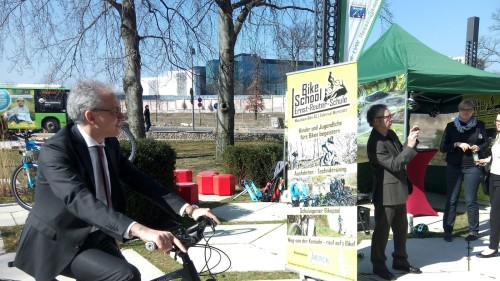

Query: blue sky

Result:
[0,0,499,84]
[366,0,500,71]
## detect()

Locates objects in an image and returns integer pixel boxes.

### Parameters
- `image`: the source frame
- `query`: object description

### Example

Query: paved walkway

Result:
[358,193,497,280]
[1,193,500,280]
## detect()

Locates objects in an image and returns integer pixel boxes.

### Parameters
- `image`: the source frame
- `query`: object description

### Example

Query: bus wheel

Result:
[43,118,60,133]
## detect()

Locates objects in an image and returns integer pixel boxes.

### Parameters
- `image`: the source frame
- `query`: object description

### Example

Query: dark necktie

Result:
[96,145,112,206]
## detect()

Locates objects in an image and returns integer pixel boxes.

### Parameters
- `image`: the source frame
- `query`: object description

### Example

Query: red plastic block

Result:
[176,182,199,205]
[196,171,219,195]
[213,174,235,196]
[175,169,193,183]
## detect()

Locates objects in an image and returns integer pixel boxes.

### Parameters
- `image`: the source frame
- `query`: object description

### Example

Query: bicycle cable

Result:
[196,235,231,279]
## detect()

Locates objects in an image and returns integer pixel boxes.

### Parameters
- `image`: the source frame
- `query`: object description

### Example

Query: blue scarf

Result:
[454,116,477,133]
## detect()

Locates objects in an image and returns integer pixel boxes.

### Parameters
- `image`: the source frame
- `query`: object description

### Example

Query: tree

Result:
[213,0,314,157]
[245,70,266,120]
[0,0,216,139]
[1,0,313,152]
[479,8,500,72]
[273,17,314,71]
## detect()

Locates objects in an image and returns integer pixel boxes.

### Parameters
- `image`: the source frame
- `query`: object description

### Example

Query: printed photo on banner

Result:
[286,174,356,208]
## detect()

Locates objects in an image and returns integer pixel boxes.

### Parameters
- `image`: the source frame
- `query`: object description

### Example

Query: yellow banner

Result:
[285,62,358,280]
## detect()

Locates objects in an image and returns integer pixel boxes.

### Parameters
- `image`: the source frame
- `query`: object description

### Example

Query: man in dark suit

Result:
[13,80,220,281]
[366,104,421,280]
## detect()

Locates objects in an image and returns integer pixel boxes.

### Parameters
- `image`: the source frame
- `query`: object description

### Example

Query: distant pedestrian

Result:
[144,105,151,132]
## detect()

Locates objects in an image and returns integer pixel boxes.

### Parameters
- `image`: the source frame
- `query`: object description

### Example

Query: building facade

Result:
[141,53,313,98]
[205,53,314,96]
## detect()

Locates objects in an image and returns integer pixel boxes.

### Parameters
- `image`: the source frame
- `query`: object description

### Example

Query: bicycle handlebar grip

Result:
[145,241,157,251]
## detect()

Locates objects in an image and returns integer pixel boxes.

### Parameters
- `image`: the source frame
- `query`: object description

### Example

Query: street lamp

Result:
[190,47,196,131]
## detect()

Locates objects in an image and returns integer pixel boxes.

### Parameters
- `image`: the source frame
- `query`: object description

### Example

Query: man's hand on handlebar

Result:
[143,216,217,256]
[130,223,187,254]
[189,207,221,225]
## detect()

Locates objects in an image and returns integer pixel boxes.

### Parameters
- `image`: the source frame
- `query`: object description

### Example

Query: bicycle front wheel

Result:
[11,164,36,211]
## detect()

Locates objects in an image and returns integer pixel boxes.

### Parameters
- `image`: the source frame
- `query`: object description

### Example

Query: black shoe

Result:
[465,233,478,242]
[373,269,397,280]
[392,265,422,274]
[476,249,498,258]
[443,234,452,242]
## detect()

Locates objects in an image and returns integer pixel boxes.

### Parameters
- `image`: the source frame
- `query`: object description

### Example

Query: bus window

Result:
[35,90,67,113]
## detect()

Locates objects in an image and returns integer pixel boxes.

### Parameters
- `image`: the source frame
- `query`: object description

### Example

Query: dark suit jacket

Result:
[14,123,187,281]
[367,128,417,206]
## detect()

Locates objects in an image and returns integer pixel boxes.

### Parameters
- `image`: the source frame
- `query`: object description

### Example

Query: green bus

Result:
[0,85,70,133]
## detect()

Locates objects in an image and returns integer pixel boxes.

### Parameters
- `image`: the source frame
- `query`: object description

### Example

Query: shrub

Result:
[222,142,284,187]
[120,138,180,229]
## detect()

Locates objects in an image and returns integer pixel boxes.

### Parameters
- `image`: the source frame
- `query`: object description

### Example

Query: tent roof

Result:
[358,24,500,94]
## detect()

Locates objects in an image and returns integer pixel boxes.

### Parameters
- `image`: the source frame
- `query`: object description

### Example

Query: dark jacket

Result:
[439,119,489,166]
[367,128,418,206]
[14,123,186,281]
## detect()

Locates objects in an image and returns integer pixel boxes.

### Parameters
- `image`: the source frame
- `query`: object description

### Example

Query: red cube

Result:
[213,174,235,196]
[196,171,219,195]
[176,182,199,205]
[175,169,193,183]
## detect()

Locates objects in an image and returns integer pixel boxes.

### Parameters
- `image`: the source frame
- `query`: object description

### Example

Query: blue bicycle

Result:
[10,130,43,210]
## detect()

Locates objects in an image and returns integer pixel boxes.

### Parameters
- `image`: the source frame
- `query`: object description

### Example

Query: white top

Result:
[76,126,111,203]
[490,139,500,175]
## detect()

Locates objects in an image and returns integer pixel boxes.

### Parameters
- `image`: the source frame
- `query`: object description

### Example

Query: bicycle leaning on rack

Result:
[9,130,43,211]
[144,215,228,281]
[9,123,137,211]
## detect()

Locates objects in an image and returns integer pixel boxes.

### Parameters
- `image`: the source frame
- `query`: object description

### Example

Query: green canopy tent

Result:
[358,23,500,114]
[356,23,500,195]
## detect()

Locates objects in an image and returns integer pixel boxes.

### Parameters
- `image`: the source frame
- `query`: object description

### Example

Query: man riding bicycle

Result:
[12,80,221,281]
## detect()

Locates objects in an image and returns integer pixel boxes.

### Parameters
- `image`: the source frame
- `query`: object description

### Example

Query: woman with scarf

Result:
[440,99,489,242]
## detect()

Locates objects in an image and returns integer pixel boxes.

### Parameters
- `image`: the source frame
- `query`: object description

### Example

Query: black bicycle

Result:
[145,216,227,281]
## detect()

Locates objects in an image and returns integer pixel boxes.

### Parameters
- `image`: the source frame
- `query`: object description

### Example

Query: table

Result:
[406,149,438,216]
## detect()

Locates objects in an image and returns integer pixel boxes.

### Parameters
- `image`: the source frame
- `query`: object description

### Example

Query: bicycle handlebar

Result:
[145,216,216,252]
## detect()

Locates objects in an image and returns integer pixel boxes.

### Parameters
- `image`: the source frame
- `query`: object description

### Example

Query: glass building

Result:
[205,53,313,96]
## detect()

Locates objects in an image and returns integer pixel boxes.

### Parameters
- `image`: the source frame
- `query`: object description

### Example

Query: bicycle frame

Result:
[21,151,38,190]
[10,130,43,210]
[21,136,42,189]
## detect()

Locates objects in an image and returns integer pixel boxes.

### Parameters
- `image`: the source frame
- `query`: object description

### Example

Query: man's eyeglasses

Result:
[376,114,393,120]
[459,108,473,112]
[93,107,122,117]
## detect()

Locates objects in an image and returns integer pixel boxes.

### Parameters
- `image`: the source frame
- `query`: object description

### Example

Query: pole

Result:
[191,88,194,131]
[190,47,196,131]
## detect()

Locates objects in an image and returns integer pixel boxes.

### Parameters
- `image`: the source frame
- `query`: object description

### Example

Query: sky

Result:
[0,0,499,84]
[365,0,500,71]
